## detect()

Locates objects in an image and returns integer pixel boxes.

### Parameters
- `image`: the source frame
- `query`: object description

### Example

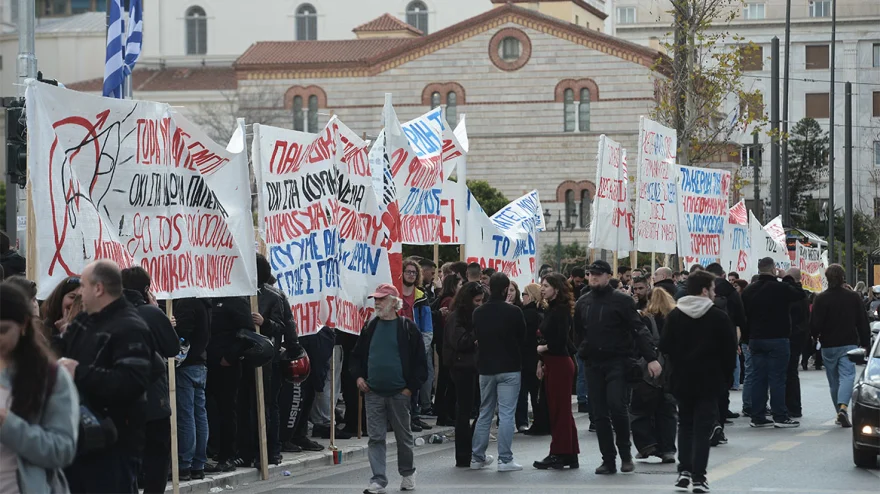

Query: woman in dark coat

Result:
[516,283,543,432]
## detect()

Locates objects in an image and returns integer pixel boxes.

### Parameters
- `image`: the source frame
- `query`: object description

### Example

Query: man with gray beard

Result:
[351,284,428,494]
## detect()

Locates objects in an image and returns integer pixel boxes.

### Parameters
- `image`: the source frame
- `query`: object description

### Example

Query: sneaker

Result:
[312,425,354,440]
[659,452,677,464]
[533,455,565,470]
[837,409,852,428]
[620,458,635,473]
[717,430,728,445]
[400,473,416,491]
[636,445,656,460]
[774,418,800,428]
[413,418,433,430]
[175,469,191,481]
[588,422,597,432]
[675,471,692,490]
[204,460,236,473]
[470,455,495,470]
[726,410,740,419]
[498,461,523,472]
[692,480,711,493]
[364,482,386,494]
[190,470,205,480]
[709,425,723,447]
[289,438,324,452]
[790,412,803,418]
[422,407,438,416]
[595,462,617,475]
[411,421,423,433]
[282,441,303,453]
[750,418,774,428]
[517,425,530,433]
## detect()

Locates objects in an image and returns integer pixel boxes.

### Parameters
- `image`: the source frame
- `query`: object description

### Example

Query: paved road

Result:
[234,369,879,493]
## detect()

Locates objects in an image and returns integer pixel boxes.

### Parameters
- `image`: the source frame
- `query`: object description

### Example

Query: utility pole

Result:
[673,0,688,165]
[781,0,792,225]
[844,81,853,282]
[770,37,780,218]
[828,0,837,257]
[752,131,762,222]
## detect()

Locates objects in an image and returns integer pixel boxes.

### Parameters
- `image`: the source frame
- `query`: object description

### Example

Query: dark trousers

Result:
[802,335,823,369]
[630,381,677,455]
[749,338,790,422]
[544,355,579,455]
[67,445,140,494]
[452,369,477,466]
[141,417,171,493]
[586,358,632,464]
[341,347,364,433]
[279,369,317,443]
[207,360,242,462]
[529,378,551,434]
[786,332,804,416]
[435,359,456,424]
[516,364,540,429]
[677,395,719,482]
[238,362,275,461]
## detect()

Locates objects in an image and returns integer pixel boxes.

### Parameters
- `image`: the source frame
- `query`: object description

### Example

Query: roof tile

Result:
[235,39,417,68]
[352,13,424,35]
[66,66,237,93]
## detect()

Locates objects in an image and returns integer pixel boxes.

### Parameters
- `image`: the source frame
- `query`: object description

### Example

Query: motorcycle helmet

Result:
[281,347,311,384]
[235,329,275,367]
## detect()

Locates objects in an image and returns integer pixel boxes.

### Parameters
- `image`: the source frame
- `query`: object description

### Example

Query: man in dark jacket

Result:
[575,260,662,475]
[652,267,678,298]
[0,230,25,278]
[59,260,154,494]
[471,273,527,472]
[740,257,806,428]
[352,283,428,494]
[705,263,747,445]
[660,271,737,494]
[810,264,872,428]
[784,268,811,419]
[121,267,179,492]
[172,296,212,479]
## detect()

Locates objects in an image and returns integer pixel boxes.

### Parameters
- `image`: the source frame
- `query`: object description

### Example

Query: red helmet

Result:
[282,349,310,384]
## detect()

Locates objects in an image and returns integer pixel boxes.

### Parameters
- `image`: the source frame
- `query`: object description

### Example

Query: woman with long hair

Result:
[516,283,543,432]
[645,288,677,334]
[533,273,580,469]
[40,276,81,338]
[443,282,485,467]
[506,280,522,307]
[434,274,462,426]
[0,283,79,493]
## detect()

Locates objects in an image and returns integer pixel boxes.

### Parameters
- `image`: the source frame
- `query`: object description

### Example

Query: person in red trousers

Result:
[533,273,580,470]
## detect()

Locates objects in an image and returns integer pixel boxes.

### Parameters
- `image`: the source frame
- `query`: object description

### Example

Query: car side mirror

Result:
[846,348,867,366]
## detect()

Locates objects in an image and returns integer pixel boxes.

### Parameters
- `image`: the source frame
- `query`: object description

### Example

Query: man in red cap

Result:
[350,283,429,494]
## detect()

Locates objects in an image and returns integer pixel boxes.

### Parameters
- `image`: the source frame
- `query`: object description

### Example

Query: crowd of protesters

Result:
[0,224,873,494]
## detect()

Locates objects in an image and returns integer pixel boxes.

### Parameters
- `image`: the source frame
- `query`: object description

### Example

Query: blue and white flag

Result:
[102,0,124,98]
[124,0,143,74]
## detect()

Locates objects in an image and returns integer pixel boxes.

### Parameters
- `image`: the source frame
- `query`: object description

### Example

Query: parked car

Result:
[847,336,880,468]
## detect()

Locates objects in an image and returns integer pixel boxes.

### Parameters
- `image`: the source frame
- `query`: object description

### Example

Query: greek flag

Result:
[102,0,124,98]
[124,0,143,74]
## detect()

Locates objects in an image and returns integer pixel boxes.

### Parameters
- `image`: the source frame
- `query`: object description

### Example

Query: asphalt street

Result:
[232,369,880,494]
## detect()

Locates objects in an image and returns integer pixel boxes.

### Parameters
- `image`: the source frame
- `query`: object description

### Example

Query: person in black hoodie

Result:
[574,260,661,475]
[705,263,747,446]
[783,268,811,419]
[740,257,806,428]
[533,274,579,470]
[652,267,678,298]
[121,267,180,493]
[59,260,154,494]
[443,281,484,467]
[660,271,737,494]
[172,295,212,480]
[516,283,543,432]
[0,230,26,278]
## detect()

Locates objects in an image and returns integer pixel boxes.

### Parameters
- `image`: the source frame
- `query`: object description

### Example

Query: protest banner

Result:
[796,241,823,292]
[635,117,677,254]
[367,128,404,291]
[722,200,752,276]
[254,119,392,335]
[25,81,256,300]
[749,211,791,271]
[438,118,469,245]
[589,135,634,256]
[675,164,731,263]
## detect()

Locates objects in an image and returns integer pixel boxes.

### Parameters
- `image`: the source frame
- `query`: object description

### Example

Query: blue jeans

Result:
[732,350,741,390]
[749,339,790,422]
[741,344,753,412]
[177,365,209,470]
[821,345,858,410]
[576,355,588,406]
[472,372,520,464]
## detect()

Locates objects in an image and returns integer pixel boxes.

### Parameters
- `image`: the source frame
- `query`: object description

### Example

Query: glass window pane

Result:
[874,141,880,167]
[308,95,318,133]
[430,91,441,109]
[579,89,590,132]
[873,44,880,68]
[296,4,317,40]
[580,190,591,228]
[186,7,207,55]
[446,92,457,128]
[565,190,575,228]
[501,38,520,61]
[293,96,304,131]
[406,1,429,34]
[564,88,575,132]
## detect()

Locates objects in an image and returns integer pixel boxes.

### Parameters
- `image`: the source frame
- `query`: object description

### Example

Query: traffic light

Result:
[5,99,26,188]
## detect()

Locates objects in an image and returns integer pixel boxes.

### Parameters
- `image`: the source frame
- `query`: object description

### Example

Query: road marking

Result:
[761,441,802,451]
[277,485,880,493]
[797,430,831,437]
[706,457,763,482]
[822,418,839,426]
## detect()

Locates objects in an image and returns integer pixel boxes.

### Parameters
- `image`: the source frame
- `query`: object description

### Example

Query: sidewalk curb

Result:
[166,425,455,494]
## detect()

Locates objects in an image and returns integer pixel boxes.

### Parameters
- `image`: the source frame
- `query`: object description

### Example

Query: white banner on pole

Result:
[749,212,791,272]
[589,135,633,256]
[795,240,823,292]
[635,117,677,254]
[675,164,731,262]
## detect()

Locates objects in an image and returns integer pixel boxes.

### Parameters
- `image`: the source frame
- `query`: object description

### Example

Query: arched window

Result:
[446,91,457,128]
[430,91,441,109]
[579,88,591,132]
[185,6,207,55]
[296,4,317,41]
[565,190,576,228]
[580,190,592,228]
[293,95,304,131]
[406,1,429,34]
[307,95,318,133]
[564,88,576,132]
[500,37,521,61]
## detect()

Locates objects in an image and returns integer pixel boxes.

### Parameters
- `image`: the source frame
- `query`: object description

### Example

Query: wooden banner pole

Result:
[651,252,656,276]
[251,295,270,480]
[357,392,363,439]
[631,251,637,270]
[589,248,596,264]
[165,300,180,494]
[612,252,618,276]
[433,244,440,266]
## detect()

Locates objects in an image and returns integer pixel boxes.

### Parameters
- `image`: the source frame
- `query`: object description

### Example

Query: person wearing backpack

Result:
[0,283,79,494]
